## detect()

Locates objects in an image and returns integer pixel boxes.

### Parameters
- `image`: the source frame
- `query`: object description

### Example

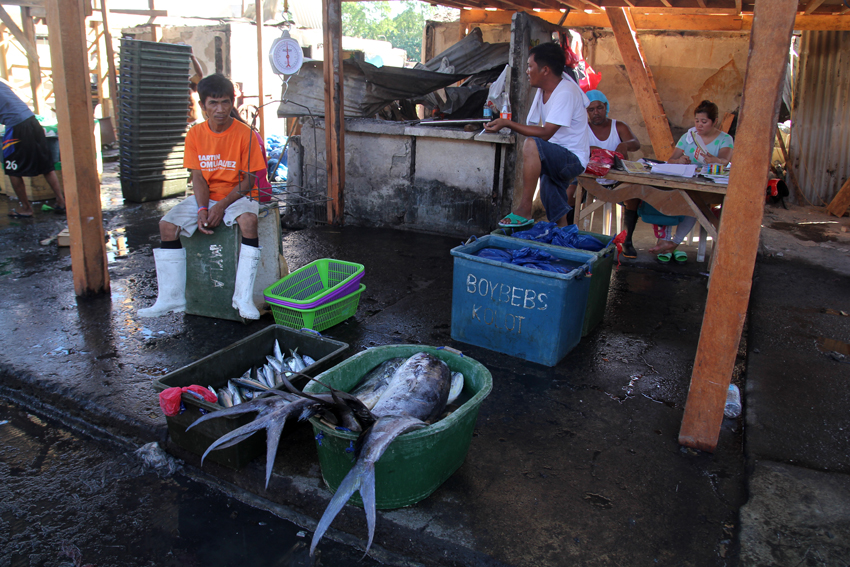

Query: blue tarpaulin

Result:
[476,247,572,273]
[512,222,604,252]
[265,134,288,181]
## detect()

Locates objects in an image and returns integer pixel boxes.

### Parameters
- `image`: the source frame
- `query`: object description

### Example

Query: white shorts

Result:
[161,195,260,238]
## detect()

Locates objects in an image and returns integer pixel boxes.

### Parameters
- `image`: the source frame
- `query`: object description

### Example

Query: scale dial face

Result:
[269,37,304,75]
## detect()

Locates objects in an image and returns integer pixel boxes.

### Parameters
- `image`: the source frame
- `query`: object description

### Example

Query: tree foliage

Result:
[341,1,456,63]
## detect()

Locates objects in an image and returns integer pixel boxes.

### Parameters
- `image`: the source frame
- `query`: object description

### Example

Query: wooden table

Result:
[574,170,728,262]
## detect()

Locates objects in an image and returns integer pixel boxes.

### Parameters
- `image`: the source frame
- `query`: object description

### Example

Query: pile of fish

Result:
[209,340,316,408]
[187,351,465,556]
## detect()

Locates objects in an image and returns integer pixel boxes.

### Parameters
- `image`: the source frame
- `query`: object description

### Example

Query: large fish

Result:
[349,357,407,410]
[310,352,452,556]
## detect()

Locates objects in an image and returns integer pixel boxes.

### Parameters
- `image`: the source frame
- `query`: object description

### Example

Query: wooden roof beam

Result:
[804,0,826,15]
[557,0,598,11]
[735,0,742,14]
[606,6,675,159]
[0,5,37,61]
[459,7,850,30]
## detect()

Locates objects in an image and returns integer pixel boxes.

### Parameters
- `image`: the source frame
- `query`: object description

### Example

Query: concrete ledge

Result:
[740,460,850,566]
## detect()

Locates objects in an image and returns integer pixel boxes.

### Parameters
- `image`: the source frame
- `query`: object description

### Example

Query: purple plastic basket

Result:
[265,273,363,309]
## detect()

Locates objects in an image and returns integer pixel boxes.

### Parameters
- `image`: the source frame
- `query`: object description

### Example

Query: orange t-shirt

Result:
[183,119,267,202]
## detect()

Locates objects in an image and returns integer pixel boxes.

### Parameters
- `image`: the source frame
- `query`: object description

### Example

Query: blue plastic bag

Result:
[514,222,604,252]
[476,247,570,273]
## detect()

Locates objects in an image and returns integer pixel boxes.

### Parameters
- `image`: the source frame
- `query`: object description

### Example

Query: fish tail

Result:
[200,419,268,465]
[264,420,286,489]
[360,463,377,556]
[310,459,371,556]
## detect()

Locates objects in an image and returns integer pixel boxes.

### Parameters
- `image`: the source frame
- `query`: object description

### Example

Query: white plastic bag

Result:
[486,65,509,112]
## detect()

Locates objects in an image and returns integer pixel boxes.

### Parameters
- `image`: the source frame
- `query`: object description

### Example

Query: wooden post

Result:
[256,0,265,143]
[0,28,8,81]
[21,7,43,115]
[45,0,110,297]
[100,0,119,122]
[91,21,106,115]
[678,0,798,452]
[322,0,344,226]
[606,7,675,160]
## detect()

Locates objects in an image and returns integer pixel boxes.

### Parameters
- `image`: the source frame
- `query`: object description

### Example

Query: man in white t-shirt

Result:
[484,42,590,228]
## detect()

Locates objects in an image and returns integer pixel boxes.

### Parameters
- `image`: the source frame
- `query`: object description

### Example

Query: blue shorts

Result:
[532,137,585,223]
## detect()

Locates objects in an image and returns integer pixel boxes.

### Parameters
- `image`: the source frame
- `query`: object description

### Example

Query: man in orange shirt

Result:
[138,74,267,320]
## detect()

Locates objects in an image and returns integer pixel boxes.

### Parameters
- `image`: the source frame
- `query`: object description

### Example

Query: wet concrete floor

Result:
[11,157,848,565]
[0,398,384,567]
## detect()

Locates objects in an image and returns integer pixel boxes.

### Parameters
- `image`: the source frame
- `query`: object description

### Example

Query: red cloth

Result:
[159,385,217,416]
[611,230,627,268]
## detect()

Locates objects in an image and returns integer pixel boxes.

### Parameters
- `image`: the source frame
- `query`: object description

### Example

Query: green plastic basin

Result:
[303,345,492,509]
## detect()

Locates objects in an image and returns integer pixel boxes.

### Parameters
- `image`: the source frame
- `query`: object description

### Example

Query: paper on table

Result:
[650,163,697,178]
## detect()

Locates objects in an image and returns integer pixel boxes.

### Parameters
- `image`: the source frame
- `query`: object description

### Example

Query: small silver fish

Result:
[302,354,316,367]
[274,340,284,363]
[207,385,218,398]
[264,364,277,388]
[289,349,306,372]
[217,388,233,408]
[233,377,270,391]
[228,380,244,405]
[266,355,283,373]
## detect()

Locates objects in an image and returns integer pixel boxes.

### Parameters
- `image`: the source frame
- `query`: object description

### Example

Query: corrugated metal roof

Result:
[790,30,850,206]
[287,0,322,31]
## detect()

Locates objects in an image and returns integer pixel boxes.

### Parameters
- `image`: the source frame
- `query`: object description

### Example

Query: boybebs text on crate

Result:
[464,272,548,334]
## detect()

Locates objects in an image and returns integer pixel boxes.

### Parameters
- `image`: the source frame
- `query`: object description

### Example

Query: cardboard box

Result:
[1,170,63,202]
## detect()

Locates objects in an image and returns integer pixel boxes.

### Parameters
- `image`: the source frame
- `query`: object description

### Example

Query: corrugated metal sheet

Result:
[790,31,850,206]
[288,0,323,31]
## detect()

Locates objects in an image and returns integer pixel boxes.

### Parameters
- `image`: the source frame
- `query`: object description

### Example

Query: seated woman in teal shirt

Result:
[647,100,734,262]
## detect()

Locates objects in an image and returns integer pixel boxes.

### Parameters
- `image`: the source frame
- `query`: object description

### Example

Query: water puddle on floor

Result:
[106,227,129,262]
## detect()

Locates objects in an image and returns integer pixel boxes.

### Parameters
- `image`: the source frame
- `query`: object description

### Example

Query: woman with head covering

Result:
[579,89,642,258]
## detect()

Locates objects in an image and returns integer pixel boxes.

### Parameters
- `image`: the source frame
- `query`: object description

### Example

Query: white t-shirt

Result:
[526,76,591,168]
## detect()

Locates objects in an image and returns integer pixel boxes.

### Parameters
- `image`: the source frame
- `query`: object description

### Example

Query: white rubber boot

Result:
[232,244,262,320]
[138,248,186,317]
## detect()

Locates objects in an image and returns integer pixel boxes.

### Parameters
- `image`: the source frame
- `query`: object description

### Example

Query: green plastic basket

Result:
[268,284,365,332]
[264,258,365,308]
[304,345,492,509]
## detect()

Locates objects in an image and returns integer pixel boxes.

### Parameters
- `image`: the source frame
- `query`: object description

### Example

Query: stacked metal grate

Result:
[118,39,192,202]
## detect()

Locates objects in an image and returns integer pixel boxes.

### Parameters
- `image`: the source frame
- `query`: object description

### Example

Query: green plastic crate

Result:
[490,227,615,336]
[264,258,364,307]
[268,284,365,332]
[303,345,492,509]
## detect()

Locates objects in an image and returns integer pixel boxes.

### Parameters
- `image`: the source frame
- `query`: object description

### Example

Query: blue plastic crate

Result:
[450,235,595,366]
[490,227,615,337]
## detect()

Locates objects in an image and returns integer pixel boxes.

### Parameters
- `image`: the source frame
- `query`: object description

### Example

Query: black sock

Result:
[624,209,638,244]
[242,237,259,248]
[161,239,182,249]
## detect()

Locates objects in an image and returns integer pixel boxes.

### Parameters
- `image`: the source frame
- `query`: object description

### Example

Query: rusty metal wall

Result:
[790,30,850,206]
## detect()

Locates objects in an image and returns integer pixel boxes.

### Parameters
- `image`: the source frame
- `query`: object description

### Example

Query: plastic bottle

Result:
[724,384,742,418]
[500,94,511,121]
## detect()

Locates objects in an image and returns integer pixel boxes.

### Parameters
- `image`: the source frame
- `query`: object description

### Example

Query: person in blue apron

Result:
[643,100,734,263]
[0,79,65,218]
